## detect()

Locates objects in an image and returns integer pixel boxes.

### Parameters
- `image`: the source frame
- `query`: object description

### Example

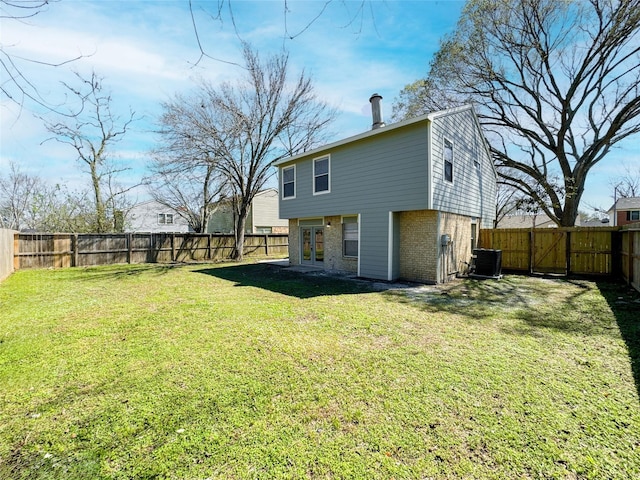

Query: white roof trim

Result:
[273,110,440,166]
[272,104,493,173]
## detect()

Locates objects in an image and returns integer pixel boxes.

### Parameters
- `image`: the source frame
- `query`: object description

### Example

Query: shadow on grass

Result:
[195,263,377,299]
[385,275,608,335]
[69,264,178,281]
[597,281,640,399]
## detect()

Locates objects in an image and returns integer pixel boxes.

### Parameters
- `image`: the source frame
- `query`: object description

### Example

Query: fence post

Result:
[72,234,79,267]
[13,233,20,271]
[127,233,132,264]
[627,229,633,285]
[171,233,176,262]
[265,234,269,256]
[528,230,534,273]
[565,230,571,276]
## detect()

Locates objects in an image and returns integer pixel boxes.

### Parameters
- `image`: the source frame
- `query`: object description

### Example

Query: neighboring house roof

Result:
[498,213,597,228]
[581,218,611,227]
[496,214,557,229]
[607,197,640,213]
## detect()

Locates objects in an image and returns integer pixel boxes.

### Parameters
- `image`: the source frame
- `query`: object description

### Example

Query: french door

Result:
[301,227,324,265]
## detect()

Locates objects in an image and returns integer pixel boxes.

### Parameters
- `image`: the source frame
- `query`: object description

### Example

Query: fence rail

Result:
[14,233,289,270]
[478,225,640,292]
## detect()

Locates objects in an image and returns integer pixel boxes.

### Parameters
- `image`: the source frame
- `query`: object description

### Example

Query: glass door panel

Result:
[302,228,312,262]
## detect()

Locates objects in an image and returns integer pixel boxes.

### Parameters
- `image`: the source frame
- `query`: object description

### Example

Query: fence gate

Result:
[531,230,567,274]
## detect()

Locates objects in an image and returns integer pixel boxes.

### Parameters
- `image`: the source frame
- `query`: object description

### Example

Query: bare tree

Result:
[42,71,138,233]
[610,163,640,198]
[0,162,103,232]
[394,0,640,227]
[156,44,336,259]
[0,162,43,230]
[1,0,86,115]
[27,184,97,233]
[494,182,524,228]
[147,155,226,233]
[147,90,230,233]
[189,0,375,65]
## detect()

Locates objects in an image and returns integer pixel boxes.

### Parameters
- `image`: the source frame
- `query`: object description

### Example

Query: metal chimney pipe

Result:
[369,93,385,130]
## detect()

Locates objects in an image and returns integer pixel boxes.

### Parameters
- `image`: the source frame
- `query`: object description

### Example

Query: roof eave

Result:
[272,113,433,167]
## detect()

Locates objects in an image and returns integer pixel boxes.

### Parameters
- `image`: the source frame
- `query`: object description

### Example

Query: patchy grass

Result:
[0,263,638,479]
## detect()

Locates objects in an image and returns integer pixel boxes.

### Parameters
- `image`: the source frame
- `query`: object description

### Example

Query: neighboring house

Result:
[581,217,611,228]
[496,213,587,228]
[126,200,192,233]
[275,97,497,284]
[496,214,558,229]
[207,189,289,234]
[608,197,640,226]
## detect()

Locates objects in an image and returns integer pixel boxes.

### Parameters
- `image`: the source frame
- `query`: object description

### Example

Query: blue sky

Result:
[1,0,637,213]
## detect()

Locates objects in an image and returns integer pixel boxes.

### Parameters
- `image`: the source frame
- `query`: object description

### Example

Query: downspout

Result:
[388,211,394,281]
[427,117,440,282]
[427,117,434,210]
[357,213,361,277]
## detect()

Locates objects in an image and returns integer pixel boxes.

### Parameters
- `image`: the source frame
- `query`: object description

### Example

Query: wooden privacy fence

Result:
[621,226,640,292]
[1,229,16,281]
[14,233,289,270]
[478,225,640,291]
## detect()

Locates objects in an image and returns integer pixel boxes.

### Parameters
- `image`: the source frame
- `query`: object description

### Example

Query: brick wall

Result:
[438,211,473,281]
[398,210,472,284]
[287,217,357,274]
[322,216,358,274]
[288,219,299,264]
[399,210,439,283]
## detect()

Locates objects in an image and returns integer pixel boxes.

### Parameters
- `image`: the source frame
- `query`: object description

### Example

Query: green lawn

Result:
[1,263,639,479]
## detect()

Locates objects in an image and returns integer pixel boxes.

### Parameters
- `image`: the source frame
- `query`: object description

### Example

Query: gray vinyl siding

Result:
[279,124,429,281]
[279,122,429,219]
[126,201,191,233]
[391,212,401,280]
[208,190,287,233]
[431,109,496,228]
[359,211,392,279]
[278,105,497,281]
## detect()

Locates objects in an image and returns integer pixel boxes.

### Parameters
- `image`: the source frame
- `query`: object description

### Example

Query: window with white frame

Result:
[158,213,174,225]
[444,138,453,182]
[627,210,640,221]
[282,165,295,199]
[313,155,330,194]
[342,216,358,258]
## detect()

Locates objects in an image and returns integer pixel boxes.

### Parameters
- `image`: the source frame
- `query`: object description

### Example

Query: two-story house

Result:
[275,95,497,284]
[608,197,640,226]
[207,189,289,234]
[126,200,192,233]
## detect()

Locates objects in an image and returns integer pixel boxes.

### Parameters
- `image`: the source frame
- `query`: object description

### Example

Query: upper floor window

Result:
[627,210,640,221]
[444,138,453,183]
[313,155,330,194]
[282,165,295,199]
[158,213,174,225]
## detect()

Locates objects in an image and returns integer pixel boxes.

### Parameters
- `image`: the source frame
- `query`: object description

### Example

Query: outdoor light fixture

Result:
[327,221,331,227]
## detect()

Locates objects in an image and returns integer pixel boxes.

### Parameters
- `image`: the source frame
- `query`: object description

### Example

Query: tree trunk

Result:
[560,197,581,227]
[90,161,107,233]
[233,216,246,261]
[232,202,249,261]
